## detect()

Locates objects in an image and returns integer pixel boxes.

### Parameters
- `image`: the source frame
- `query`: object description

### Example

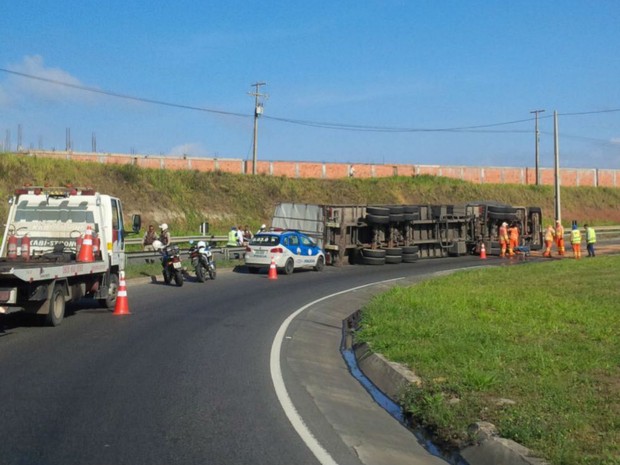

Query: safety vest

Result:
[555,224,564,238]
[544,227,555,241]
[499,225,508,242]
[509,227,519,241]
[570,229,582,244]
[227,230,238,246]
[586,227,597,244]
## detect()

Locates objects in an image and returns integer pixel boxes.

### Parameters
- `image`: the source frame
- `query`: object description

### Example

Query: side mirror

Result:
[132,214,141,234]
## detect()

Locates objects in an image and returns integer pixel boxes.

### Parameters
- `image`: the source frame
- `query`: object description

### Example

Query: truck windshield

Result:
[14,200,95,224]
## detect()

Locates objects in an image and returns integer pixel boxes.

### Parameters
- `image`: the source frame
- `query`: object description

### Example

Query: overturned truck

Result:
[271,202,543,265]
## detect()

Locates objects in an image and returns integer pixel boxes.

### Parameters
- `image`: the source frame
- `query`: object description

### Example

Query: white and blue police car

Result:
[244,229,325,275]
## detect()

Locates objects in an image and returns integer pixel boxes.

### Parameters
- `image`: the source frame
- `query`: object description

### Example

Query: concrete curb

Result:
[351,325,549,465]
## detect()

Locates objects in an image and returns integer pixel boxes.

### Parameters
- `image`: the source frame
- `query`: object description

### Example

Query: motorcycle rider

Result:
[159,223,171,246]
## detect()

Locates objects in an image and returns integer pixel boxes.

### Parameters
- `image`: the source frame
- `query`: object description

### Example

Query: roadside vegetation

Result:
[2,153,620,239]
[355,256,620,465]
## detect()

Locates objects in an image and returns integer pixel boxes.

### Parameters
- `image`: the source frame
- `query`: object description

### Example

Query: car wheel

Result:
[284,258,295,275]
[314,255,325,272]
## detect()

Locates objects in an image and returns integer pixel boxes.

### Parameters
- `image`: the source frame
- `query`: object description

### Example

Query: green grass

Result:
[355,256,620,465]
[2,153,620,239]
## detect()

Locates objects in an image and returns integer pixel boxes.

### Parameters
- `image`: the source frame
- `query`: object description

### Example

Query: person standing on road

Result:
[508,223,519,258]
[499,222,509,258]
[543,224,555,258]
[159,223,171,247]
[142,224,157,251]
[570,223,582,259]
[555,220,565,256]
[584,224,596,257]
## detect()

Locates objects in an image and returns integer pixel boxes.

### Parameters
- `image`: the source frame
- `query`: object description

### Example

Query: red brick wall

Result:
[18,150,620,188]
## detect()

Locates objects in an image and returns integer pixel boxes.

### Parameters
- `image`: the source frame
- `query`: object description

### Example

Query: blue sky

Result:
[1,1,619,169]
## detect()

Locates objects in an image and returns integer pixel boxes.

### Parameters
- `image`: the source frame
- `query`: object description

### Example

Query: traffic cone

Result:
[480,243,487,259]
[77,225,94,262]
[268,257,278,280]
[114,271,130,315]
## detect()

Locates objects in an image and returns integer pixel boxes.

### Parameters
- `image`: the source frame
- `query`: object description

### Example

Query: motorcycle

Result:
[189,240,217,282]
[153,241,184,287]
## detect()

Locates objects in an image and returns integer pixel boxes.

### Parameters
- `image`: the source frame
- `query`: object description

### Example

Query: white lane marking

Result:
[270,277,404,465]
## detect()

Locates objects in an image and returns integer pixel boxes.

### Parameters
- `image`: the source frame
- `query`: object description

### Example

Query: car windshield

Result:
[250,234,280,246]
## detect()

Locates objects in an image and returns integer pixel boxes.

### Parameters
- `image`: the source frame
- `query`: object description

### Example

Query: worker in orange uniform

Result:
[570,223,582,259]
[507,223,519,258]
[555,220,565,256]
[498,222,509,258]
[543,224,555,257]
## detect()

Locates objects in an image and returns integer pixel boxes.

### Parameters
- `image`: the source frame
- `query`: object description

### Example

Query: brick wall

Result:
[17,150,620,188]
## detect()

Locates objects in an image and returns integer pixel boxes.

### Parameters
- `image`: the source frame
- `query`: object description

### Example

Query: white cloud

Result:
[1,55,95,106]
[169,142,209,157]
[611,138,620,145]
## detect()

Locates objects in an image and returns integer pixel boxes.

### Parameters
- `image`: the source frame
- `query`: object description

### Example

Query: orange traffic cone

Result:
[77,225,94,262]
[268,257,278,280]
[113,271,130,315]
[480,243,487,259]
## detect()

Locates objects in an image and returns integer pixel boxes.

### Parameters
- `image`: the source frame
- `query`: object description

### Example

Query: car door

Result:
[283,233,302,266]
[298,234,318,266]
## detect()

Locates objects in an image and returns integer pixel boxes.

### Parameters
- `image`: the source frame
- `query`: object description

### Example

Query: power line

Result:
[1,67,619,135]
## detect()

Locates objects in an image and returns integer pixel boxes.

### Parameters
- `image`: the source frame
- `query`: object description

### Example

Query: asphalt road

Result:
[0,256,504,465]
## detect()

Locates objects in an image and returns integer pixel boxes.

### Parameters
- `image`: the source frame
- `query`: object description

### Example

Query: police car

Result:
[244,230,325,275]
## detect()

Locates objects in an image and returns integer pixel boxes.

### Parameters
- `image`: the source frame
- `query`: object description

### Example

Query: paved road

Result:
[0,256,517,465]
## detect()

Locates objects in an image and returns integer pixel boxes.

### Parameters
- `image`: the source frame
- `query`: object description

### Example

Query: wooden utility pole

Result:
[249,82,267,175]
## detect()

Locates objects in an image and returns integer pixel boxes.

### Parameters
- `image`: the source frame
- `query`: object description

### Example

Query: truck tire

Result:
[99,272,119,310]
[361,248,386,258]
[402,245,419,254]
[384,247,403,256]
[284,258,295,275]
[388,213,404,223]
[46,285,65,327]
[402,252,420,263]
[366,206,390,216]
[366,214,389,224]
[362,256,385,265]
[174,269,184,287]
[385,255,403,264]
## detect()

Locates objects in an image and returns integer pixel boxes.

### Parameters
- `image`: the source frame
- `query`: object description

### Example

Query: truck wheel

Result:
[284,258,295,275]
[46,285,65,327]
[99,273,119,310]
[174,270,184,287]
[361,248,386,259]
[362,256,385,265]
[385,255,403,264]
[314,255,325,272]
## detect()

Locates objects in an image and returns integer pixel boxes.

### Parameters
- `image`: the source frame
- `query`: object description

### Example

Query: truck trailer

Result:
[0,186,135,325]
[271,201,543,265]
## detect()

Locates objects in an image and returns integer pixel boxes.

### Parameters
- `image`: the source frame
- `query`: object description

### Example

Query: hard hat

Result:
[152,240,163,250]
[159,223,168,230]
[556,220,560,224]
[197,240,206,248]
[502,222,507,226]
[261,224,266,229]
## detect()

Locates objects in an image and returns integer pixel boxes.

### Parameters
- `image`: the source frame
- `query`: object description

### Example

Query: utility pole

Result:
[530,109,545,185]
[553,111,561,223]
[249,82,267,175]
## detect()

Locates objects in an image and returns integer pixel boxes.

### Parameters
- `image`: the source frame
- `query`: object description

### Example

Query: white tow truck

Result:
[0,186,136,326]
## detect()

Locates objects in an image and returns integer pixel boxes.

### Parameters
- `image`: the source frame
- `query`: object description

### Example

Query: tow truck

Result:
[0,186,137,326]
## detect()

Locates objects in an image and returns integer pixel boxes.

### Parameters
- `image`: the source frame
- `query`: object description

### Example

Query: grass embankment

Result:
[356,256,620,465]
[2,153,620,238]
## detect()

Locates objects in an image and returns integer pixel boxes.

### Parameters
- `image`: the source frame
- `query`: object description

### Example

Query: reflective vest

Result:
[586,227,596,244]
[509,227,519,241]
[227,230,238,246]
[555,224,564,239]
[544,227,555,242]
[570,229,582,244]
[499,225,508,242]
